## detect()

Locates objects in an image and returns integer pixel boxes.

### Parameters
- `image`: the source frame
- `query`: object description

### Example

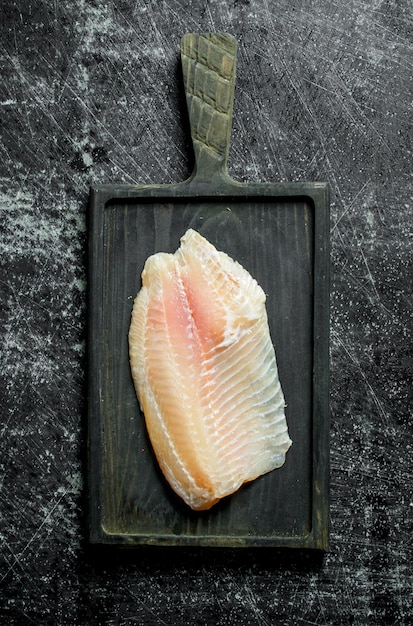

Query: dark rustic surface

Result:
[1,0,412,624]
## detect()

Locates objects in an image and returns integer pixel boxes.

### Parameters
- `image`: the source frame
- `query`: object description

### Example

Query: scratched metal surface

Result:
[0,0,412,624]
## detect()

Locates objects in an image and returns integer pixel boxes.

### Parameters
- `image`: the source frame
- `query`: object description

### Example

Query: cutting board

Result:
[88,33,330,549]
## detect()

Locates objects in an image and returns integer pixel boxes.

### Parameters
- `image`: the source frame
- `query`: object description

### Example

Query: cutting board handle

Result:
[181,33,237,183]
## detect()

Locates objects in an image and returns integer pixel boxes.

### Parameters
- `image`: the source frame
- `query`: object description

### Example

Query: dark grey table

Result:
[1,1,412,624]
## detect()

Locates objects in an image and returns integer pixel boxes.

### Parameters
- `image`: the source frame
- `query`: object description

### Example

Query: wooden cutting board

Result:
[88,33,330,549]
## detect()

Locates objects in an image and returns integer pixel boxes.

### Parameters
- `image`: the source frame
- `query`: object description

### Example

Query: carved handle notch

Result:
[181,33,237,181]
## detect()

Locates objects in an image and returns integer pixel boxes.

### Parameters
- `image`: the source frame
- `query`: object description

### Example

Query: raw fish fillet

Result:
[128,229,292,510]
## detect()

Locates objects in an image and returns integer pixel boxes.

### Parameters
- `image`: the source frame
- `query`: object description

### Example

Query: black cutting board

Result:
[88,33,330,549]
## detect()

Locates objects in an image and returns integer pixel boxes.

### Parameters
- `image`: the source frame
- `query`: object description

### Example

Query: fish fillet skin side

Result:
[128,229,292,511]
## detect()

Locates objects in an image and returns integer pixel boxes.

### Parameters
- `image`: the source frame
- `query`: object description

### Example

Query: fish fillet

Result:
[128,229,292,511]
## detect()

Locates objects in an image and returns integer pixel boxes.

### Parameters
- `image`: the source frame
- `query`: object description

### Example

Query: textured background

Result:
[1,0,412,624]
